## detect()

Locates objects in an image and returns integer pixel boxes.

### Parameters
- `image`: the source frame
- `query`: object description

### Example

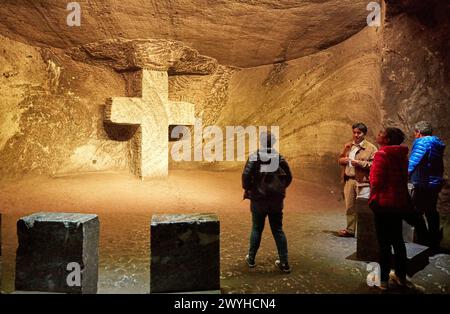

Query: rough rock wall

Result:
[229,27,382,185]
[0,23,383,184]
[0,35,129,179]
[170,27,383,185]
[381,0,450,178]
[1,0,448,186]
[0,35,238,181]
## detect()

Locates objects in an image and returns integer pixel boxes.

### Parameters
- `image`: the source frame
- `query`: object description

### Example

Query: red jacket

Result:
[369,145,409,209]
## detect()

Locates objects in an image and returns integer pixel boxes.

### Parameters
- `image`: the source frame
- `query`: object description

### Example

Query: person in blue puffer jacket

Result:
[408,121,446,251]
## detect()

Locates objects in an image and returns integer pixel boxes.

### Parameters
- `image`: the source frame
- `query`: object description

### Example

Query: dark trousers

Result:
[410,187,441,248]
[373,212,407,282]
[248,200,288,264]
[403,211,430,246]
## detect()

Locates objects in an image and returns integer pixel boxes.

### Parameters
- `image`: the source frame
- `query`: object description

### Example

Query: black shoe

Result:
[245,255,256,268]
[275,260,291,273]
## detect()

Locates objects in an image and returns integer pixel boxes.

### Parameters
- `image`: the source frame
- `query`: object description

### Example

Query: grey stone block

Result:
[15,212,99,294]
[150,213,220,293]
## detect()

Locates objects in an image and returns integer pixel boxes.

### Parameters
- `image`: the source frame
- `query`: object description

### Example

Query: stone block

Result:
[15,212,99,294]
[355,200,429,275]
[150,213,220,293]
[405,242,429,277]
[355,198,379,262]
[402,220,416,243]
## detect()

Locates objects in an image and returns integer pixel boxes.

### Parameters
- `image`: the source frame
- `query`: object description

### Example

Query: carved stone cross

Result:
[105,69,195,178]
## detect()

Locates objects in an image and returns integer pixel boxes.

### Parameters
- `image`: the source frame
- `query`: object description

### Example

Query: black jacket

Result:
[242,149,293,201]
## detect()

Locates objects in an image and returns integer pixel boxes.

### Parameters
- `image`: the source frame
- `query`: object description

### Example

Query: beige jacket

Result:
[338,140,378,183]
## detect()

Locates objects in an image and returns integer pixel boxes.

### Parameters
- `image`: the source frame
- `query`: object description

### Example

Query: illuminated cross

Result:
[105,69,195,178]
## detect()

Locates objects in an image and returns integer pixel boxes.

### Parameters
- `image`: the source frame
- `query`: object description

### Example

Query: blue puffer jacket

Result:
[408,136,446,189]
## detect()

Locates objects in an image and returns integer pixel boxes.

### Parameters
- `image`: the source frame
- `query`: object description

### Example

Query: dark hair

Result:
[260,131,276,148]
[414,121,433,136]
[352,122,368,135]
[385,127,405,145]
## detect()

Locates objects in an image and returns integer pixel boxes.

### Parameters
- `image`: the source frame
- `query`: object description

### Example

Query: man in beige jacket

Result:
[338,122,378,237]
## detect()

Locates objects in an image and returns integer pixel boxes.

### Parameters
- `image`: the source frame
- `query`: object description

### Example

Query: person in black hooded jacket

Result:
[242,131,293,273]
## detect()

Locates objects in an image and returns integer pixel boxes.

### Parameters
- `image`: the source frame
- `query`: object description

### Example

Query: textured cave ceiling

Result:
[0,0,371,67]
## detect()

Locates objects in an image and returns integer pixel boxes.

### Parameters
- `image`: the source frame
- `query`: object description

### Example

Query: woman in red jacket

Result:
[369,127,410,290]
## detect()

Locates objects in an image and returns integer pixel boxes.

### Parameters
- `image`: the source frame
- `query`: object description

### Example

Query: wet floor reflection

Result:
[1,171,449,294]
[3,209,449,294]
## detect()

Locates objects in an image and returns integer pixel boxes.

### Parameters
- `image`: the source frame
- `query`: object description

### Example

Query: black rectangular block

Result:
[15,212,99,294]
[402,221,416,243]
[405,242,429,277]
[356,198,380,262]
[355,200,430,275]
[151,213,220,293]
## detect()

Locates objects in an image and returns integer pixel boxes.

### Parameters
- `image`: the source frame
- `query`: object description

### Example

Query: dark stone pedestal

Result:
[356,198,379,261]
[405,242,429,277]
[150,213,220,293]
[15,212,99,294]
[355,200,429,276]
[402,221,416,243]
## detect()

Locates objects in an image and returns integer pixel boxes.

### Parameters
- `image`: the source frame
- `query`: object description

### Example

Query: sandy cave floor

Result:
[0,170,449,294]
